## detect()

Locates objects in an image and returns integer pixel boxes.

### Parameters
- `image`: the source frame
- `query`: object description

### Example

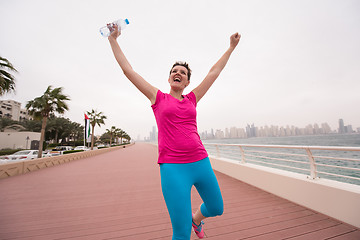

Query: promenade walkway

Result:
[0,143,359,239]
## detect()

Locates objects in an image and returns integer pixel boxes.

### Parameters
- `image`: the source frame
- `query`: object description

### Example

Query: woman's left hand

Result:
[230,32,241,49]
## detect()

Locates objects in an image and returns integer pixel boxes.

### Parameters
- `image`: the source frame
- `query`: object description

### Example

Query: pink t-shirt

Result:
[151,90,208,164]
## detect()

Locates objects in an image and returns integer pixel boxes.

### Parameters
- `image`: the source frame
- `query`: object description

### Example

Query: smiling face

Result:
[168,65,190,91]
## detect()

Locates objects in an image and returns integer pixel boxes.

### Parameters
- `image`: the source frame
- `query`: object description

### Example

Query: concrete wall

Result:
[0,131,41,149]
[0,143,134,179]
[210,156,360,228]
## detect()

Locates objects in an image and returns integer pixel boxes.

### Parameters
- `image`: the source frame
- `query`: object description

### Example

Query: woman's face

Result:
[168,65,190,90]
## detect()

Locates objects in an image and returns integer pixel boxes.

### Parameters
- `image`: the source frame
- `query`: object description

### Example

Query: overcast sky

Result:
[1,0,359,140]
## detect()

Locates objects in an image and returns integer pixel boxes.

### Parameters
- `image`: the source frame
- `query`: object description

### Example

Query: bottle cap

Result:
[125,19,130,25]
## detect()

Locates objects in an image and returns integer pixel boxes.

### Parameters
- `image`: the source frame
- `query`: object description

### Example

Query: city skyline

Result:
[200,119,358,140]
[144,118,359,141]
[1,99,358,141]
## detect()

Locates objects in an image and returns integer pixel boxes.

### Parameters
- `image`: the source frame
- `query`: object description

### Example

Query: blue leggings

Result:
[160,157,223,240]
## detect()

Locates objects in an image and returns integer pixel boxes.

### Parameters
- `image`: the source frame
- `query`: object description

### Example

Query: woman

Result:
[108,23,240,239]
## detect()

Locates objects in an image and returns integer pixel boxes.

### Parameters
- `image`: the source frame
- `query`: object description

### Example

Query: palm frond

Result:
[0,57,17,95]
[0,57,18,72]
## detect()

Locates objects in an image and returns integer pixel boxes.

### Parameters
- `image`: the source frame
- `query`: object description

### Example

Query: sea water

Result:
[203,134,360,185]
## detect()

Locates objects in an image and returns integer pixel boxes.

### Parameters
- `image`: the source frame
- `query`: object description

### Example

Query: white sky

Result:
[1,0,359,140]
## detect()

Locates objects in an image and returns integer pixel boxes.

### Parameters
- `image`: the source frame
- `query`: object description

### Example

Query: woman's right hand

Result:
[108,23,121,40]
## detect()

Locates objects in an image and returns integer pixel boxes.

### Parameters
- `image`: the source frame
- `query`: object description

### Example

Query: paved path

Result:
[0,143,359,239]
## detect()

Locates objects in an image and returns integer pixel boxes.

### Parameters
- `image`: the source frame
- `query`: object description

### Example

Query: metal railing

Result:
[203,143,360,185]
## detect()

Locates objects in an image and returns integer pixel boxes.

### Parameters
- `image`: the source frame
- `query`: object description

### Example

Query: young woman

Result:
[108,23,240,239]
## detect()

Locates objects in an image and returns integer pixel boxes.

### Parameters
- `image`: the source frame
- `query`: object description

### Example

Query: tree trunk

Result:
[38,116,47,158]
[55,130,58,144]
[91,124,95,150]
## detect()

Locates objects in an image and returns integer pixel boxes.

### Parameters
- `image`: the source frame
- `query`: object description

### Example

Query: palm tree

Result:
[113,127,123,145]
[99,132,111,145]
[86,109,107,150]
[68,122,83,142]
[105,126,117,146]
[116,129,131,144]
[123,132,131,143]
[46,117,66,144]
[0,56,18,95]
[26,86,70,158]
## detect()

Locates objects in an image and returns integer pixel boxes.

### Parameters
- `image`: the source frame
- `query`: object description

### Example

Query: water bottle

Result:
[100,18,130,37]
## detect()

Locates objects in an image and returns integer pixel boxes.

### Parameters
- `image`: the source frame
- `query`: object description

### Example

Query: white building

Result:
[0,131,41,149]
[0,100,32,121]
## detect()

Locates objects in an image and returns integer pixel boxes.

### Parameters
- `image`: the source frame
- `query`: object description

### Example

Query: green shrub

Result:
[63,150,84,154]
[47,143,60,148]
[0,149,23,156]
[65,140,83,147]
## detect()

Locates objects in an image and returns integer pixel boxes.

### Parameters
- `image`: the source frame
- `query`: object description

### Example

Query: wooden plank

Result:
[329,230,360,240]
[287,223,358,240]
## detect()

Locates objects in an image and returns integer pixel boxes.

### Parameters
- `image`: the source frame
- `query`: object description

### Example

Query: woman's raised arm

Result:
[108,24,158,104]
[192,32,240,103]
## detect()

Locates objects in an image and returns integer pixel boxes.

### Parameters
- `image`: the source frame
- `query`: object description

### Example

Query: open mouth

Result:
[174,76,181,82]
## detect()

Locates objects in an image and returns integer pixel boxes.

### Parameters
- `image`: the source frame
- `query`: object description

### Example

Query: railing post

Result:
[239,146,246,164]
[215,145,220,158]
[305,148,317,179]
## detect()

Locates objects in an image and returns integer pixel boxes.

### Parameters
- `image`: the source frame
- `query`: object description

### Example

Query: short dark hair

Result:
[170,61,192,80]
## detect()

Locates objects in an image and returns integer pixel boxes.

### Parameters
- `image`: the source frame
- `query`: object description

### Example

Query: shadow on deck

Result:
[0,143,359,240]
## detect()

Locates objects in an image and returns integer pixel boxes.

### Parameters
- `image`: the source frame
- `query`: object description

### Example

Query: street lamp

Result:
[26,136,30,149]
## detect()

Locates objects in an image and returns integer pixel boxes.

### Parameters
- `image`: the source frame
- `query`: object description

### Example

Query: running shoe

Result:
[192,215,205,238]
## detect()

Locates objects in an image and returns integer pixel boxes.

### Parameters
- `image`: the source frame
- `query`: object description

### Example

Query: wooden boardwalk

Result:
[0,142,359,240]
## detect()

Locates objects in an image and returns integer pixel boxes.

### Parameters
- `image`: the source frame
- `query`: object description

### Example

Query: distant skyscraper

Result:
[346,125,353,133]
[150,126,157,142]
[338,119,345,134]
[321,123,332,134]
[246,124,256,138]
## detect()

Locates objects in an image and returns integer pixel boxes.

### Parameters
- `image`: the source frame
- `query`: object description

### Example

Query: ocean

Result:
[203,133,360,147]
[203,134,360,185]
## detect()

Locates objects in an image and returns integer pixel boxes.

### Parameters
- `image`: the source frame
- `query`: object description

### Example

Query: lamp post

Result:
[26,136,30,149]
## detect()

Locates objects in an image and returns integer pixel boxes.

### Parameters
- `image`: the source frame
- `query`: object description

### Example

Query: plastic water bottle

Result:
[100,18,129,37]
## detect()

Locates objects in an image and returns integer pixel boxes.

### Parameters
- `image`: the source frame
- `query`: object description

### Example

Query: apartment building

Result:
[0,100,32,121]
